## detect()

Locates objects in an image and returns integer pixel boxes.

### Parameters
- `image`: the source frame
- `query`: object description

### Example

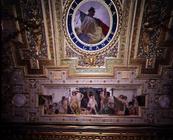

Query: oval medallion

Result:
[63,0,122,55]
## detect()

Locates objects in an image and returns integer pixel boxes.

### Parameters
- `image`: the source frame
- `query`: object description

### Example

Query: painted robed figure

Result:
[75,7,109,44]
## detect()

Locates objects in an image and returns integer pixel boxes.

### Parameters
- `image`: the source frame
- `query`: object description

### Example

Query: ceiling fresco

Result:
[1,0,173,126]
[1,0,172,77]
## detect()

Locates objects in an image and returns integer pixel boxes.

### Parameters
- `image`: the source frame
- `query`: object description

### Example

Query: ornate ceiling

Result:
[1,0,172,77]
[1,0,173,126]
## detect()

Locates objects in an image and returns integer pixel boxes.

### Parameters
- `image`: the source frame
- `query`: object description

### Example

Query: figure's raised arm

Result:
[78,10,87,22]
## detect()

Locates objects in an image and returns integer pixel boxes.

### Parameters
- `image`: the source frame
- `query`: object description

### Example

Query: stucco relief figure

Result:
[75,7,109,44]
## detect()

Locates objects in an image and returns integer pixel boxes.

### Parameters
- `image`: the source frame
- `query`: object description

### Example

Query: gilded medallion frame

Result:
[63,0,122,56]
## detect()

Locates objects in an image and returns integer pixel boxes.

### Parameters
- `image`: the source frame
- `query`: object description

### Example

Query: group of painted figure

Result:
[41,89,139,116]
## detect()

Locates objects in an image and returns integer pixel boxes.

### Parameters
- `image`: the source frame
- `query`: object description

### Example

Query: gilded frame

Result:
[38,84,146,125]
[62,0,122,56]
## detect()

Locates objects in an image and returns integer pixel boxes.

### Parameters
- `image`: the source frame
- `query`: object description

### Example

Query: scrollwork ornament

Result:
[19,0,47,59]
[138,0,170,59]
